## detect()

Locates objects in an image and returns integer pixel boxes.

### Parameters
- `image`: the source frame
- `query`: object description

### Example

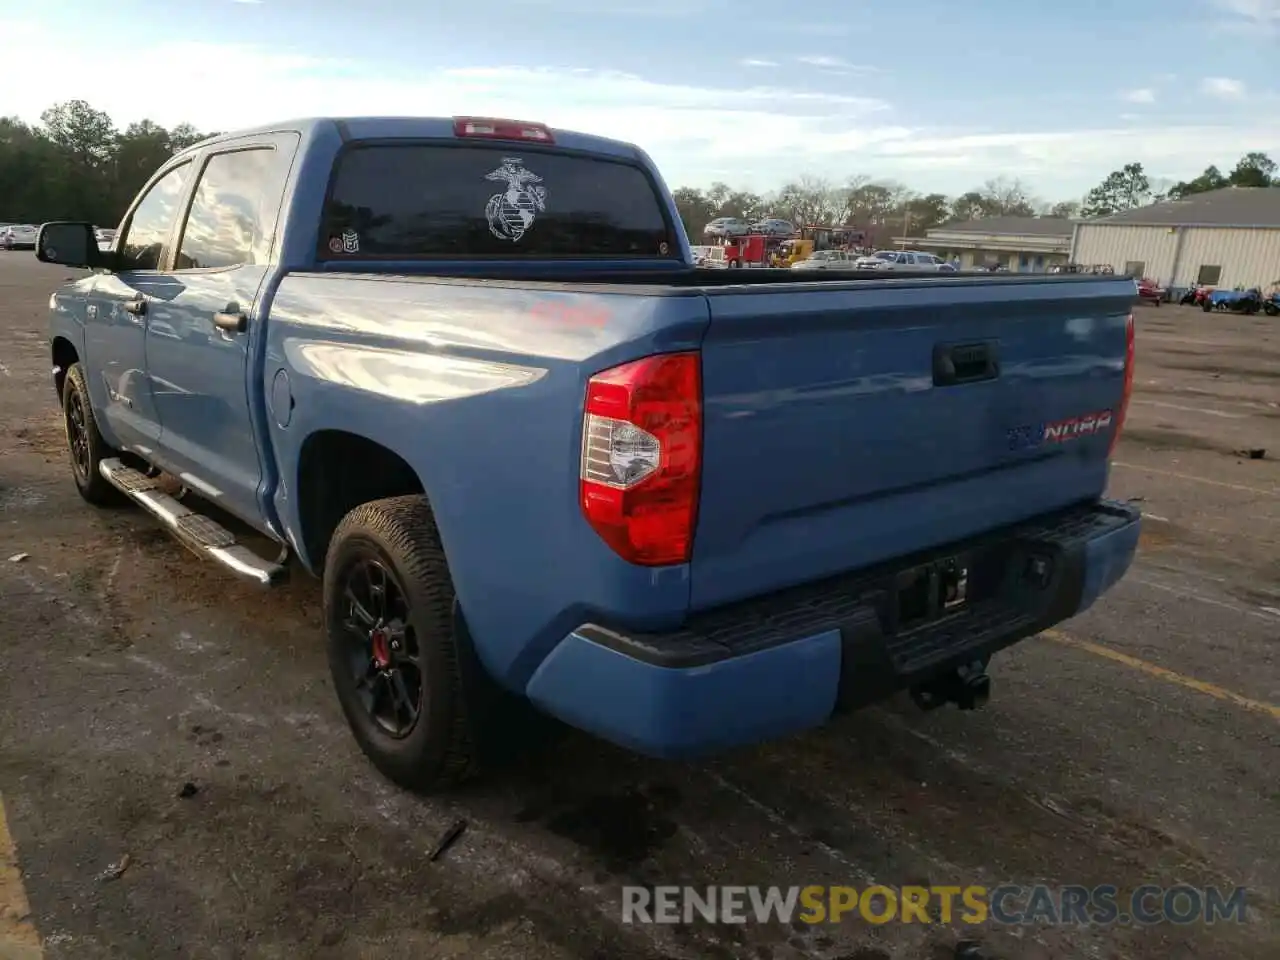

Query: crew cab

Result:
[38,116,1141,792]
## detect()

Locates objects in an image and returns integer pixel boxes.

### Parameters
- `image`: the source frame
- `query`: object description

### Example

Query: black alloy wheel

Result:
[334,553,424,739]
[61,362,127,506]
[66,388,92,483]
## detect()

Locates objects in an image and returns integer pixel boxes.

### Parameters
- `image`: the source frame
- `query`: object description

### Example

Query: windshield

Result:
[322,143,676,259]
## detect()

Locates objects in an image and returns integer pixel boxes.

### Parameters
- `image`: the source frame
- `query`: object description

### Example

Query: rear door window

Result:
[175,148,280,270]
[321,143,676,259]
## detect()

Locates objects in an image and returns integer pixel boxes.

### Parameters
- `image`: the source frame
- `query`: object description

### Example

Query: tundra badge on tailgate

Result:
[1007,409,1114,450]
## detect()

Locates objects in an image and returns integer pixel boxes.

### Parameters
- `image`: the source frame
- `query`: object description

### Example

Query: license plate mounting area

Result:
[894,554,969,631]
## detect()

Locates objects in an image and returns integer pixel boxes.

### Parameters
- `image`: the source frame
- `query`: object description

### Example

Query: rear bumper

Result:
[525,499,1141,758]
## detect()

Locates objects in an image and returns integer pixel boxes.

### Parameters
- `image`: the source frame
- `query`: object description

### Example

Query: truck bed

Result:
[309,263,1139,292]
[265,270,1135,682]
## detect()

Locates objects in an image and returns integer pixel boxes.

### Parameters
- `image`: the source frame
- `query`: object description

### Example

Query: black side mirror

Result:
[36,222,102,269]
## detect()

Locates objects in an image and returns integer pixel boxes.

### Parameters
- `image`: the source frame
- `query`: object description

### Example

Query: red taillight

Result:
[1109,312,1135,457]
[452,116,555,144]
[579,352,702,566]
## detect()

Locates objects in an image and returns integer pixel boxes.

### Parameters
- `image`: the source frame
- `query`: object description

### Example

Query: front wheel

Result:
[323,495,477,792]
[61,363,128,506]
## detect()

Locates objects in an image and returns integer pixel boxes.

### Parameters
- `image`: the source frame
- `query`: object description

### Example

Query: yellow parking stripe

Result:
[0,796,42,960]
[1111,461,1280,497]
[1044,629,1280,723]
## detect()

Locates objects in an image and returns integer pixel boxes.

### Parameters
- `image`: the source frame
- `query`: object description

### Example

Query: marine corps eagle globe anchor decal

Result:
[484,157,548,242]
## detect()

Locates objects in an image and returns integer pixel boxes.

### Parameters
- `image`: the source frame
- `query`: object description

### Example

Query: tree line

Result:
[675,151,1278,242]
[0,101,213,228]
[2,100,1276,243]
[674,175,1070,245]
[1079,153,1277,218]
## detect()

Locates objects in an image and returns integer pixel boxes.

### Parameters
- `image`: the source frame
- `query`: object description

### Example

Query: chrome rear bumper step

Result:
[99,458,288,586]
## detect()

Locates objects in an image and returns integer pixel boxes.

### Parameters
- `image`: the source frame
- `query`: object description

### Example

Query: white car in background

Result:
[854,249,948,271]
[791,250,856,271]
[749,218,796,237]
[1,224,38,250]
[702,217,751,238]
[95,227,117,249]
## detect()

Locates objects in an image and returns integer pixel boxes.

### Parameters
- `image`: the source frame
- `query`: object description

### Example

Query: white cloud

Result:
[1200,76,1246,98]
[4,20,1278,198]
[796,54,875,73]
[740,58,779,67]
[871,125,1280,187]
[1209,0,1280,33]
[1122,88,1156,104]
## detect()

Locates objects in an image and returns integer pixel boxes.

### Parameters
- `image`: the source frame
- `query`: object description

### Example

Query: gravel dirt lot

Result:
[1,253,1278,960]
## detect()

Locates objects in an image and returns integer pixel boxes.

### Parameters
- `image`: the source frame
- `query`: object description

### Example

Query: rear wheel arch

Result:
[295,429,428,573]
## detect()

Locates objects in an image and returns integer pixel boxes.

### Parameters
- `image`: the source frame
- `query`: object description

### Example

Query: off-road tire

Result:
[61,363,128,507]
[323,495,478,792]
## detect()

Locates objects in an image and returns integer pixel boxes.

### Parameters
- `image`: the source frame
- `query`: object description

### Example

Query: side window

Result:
[118,162,192,271]
[175,148,281,270]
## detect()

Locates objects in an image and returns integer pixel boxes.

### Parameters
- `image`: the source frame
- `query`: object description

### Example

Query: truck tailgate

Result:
[691,276,1135,610]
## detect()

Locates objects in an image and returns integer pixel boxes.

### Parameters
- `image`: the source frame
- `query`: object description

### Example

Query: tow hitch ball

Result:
[910,660,991,712]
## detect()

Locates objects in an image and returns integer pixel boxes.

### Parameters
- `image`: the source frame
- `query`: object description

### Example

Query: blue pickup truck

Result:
[37,116,1141,791]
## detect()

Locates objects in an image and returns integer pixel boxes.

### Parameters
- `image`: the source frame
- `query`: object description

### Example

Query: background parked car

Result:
[702,217,751,238]
[749,218,796,237]
[854,249,947,271]
[1,224,37,250]
[791,249,855,271]
[94,226,117,248]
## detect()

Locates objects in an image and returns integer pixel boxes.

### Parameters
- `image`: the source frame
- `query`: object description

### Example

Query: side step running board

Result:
[99,458,288,586]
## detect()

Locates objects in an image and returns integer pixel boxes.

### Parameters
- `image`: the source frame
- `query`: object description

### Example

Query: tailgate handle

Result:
[933,341,999,386]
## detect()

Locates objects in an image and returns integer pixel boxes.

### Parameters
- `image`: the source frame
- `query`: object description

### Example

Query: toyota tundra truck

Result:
[37,116,1141,792]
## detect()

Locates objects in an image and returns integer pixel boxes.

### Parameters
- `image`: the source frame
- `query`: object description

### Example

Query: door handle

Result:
[214,304,247,334]
[123,296,146,316]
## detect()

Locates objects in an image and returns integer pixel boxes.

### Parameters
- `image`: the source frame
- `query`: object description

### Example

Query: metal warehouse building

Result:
[1070,187,1280,291]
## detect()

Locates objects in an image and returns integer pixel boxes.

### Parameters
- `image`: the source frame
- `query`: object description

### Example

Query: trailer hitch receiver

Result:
[910,660,991,712]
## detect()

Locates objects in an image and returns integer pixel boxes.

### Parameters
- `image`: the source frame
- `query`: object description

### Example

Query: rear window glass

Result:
[321,143,675,259]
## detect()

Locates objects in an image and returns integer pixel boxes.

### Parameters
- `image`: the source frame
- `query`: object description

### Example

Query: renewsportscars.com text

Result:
[621,884,1248,927]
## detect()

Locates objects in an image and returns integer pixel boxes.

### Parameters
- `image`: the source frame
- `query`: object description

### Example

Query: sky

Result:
[3,0,1279,202]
